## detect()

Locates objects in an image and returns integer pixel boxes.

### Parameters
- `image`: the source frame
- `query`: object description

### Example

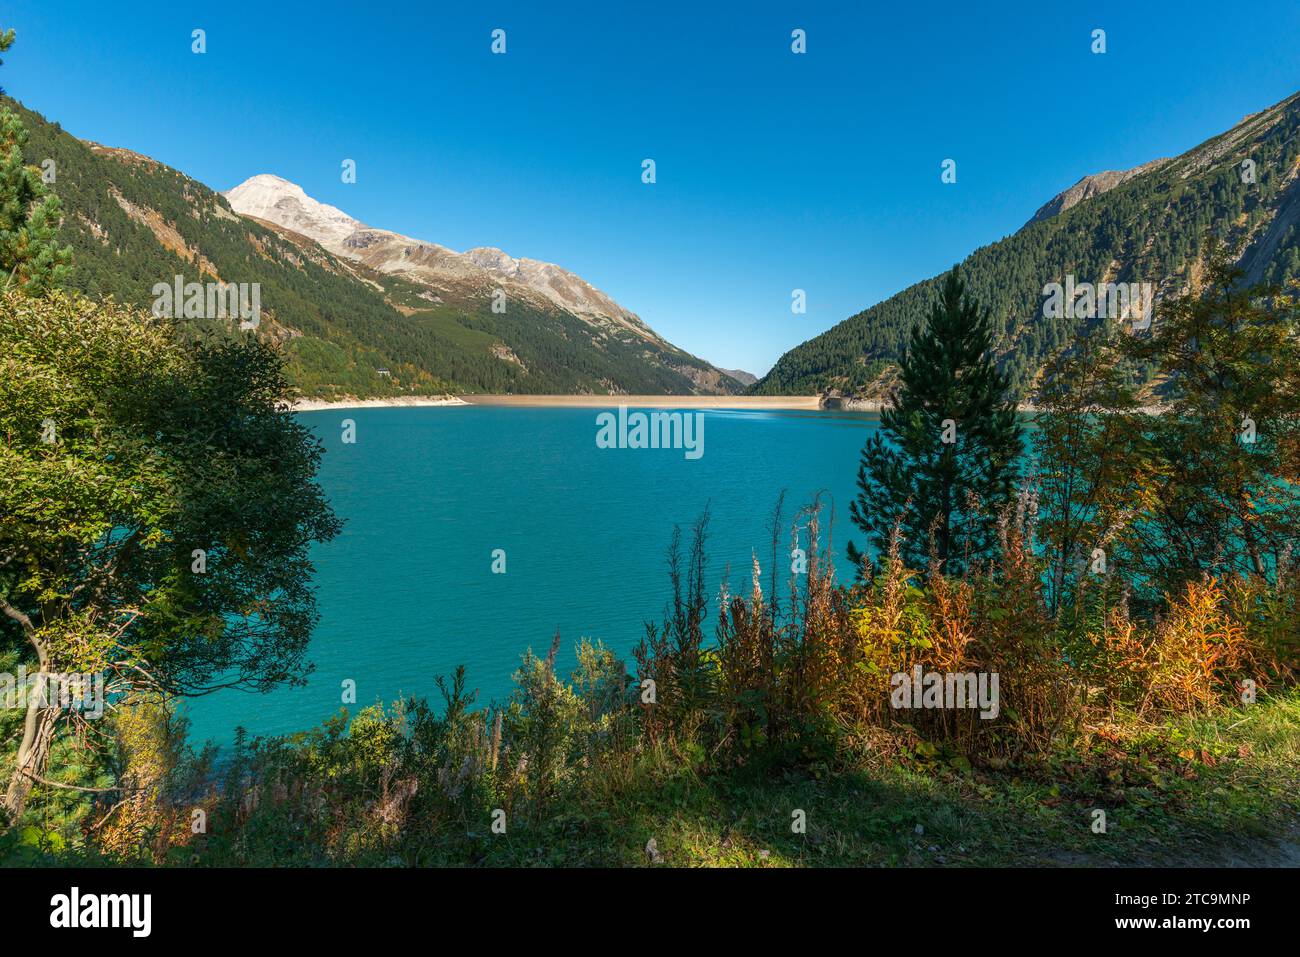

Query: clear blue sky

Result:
[4,0,1298,374]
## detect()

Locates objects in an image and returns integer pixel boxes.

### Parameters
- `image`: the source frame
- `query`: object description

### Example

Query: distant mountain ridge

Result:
[225,174,666,347]
[718,367,758,387]
[754,89,1300,399]
[9,96,740,399]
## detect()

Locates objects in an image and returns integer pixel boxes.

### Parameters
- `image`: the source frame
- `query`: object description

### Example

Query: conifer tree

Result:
[848,268,1022,574]
[0,28,71,295]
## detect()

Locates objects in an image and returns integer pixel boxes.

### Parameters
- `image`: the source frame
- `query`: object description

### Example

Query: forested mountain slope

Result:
[754,90,1300,398]
[10,97,739,398]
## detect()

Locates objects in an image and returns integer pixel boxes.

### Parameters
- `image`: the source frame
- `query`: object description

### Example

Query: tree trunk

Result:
[0,598,52,828]
[3,692,57,824]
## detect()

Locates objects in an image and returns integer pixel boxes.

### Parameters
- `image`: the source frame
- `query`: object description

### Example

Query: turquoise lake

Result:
[182,405,883,746]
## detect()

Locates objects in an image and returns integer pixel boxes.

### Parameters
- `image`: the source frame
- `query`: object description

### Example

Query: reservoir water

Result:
[182,405,882,746]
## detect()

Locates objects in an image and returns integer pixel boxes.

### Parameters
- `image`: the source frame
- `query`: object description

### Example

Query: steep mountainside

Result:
[10,97,739,398]
[754,89,1300,398]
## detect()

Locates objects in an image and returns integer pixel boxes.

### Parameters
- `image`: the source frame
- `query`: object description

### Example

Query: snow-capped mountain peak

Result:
[224,174,363,246]
[222,175,661,342]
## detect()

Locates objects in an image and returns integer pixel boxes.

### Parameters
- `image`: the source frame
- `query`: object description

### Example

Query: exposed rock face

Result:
[819,393,884,411]
[224,174,667,344]
[109,186,220,278]
[1027,159,1169,225]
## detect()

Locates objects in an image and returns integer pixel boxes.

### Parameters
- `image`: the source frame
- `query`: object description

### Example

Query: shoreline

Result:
[826,397,1168,415]
[290,396,468,412]
[460,394,822,409]
[291,394,822,411]
[288,393,1168,415]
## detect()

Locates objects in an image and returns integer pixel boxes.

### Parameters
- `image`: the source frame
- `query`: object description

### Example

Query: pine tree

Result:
[0,28,71,294]
[848,268,1022,574]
